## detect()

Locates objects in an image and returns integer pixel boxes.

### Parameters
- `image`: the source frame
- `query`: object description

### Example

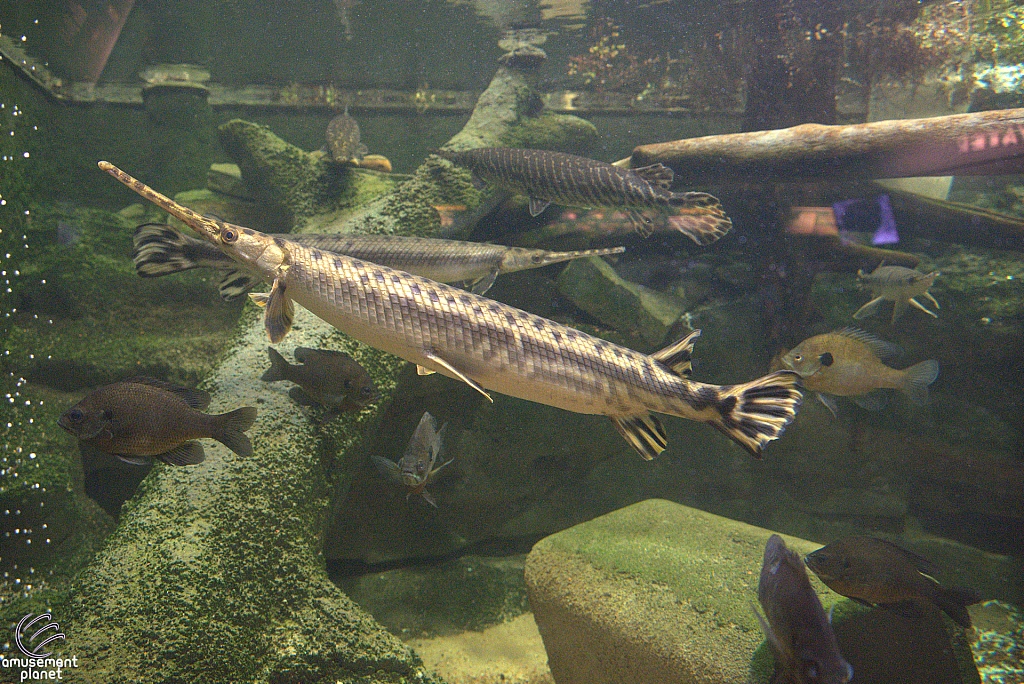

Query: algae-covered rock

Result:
[525,499,979,684]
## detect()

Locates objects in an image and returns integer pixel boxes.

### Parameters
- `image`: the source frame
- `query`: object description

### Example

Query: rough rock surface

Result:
[525,499,979,684]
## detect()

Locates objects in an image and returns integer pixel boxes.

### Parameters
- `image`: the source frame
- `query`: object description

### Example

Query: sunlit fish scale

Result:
[132,222,625,299]
[100,161,802,461]
[434,147,733,243]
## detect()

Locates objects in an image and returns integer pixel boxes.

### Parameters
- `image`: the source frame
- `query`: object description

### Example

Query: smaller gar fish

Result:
[854,263,940,324]
[371,411,452,507]
[132,222,625,300]
[754,534,853,684]
[781,328,938,416]
[434,147,733,242]
[261,346,379,419]
[805,536,982,629]
[324,107,368,164]
[57,377,257,466]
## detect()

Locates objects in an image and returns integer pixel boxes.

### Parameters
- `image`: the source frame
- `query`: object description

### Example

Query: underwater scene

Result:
[1,0,1024,682]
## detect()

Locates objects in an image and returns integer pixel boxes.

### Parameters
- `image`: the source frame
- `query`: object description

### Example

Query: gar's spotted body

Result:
[100,161,801,460]
[435,147,732,242]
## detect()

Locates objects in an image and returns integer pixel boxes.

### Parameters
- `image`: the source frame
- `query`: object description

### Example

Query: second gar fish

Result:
[132,223,626,300]
[101,162,802,461]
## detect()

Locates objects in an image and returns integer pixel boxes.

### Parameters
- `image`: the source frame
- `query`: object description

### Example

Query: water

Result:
[0,1,1022,683]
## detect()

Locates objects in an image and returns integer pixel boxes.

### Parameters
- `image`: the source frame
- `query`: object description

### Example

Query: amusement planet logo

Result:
[1,613,80,681]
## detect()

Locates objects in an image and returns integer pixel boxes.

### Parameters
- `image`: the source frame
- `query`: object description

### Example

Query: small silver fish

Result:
[371,412,451,507]
[854,263,940,324]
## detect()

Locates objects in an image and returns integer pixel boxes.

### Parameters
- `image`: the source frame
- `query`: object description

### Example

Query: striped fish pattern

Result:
[100,161,801,460]
[435,147,732,243]
[132,223,624,300]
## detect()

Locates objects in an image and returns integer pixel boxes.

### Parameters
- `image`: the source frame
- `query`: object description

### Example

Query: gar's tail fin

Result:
[708,370,803,458]
[260,347,290,382]
[900,359,939,405]
[931,584,982,628]
[132,223,230,277]
[211,406,258,457]
[666,192,733,246]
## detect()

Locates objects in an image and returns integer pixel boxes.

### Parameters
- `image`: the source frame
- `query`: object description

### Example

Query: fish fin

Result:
[123,376,211,411]
[891,298,909,324]
[865,538,941,577]
[211,406,258,457]
[833,327,903,363]
[470,269,499,295]
[428,457,455,482]
[851,391,888,411]
[370,453,403,482]
[117,455,151,466]
[909,297,939,318]
[900,359,939,405]
[249,291,269,307]
[218,270,258,302]
[416,365,436,376]
[529,198,551,217]
[422,352,492,402]
[261,347,290,382]
[288,386,318,406]
[750,602,787,659]
[631,162,674,189]
[851,597,875,608]
[816,393,839,417]
[156,441,207,466]
[131,223,205,277]
[708,371,803,459]
[262,277,295,343]
[610,414,667,460]
[665,192,733,245]
[923,290,941,309]
[652,329,701,377]
[933,585,983,628]
[624,208,654,238]
[852,296,885,320]
[421,489,439,508]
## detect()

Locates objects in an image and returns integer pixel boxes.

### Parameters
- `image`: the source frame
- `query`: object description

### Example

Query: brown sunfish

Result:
[754,534,853,684]
[371,411,451,507]
[781,327,938,415]
[854,264,940,324]
[434,147,732,242]
[57,377,257,466]
[325,107,368,164]
[804,536,982,629]
[261,347,378,418]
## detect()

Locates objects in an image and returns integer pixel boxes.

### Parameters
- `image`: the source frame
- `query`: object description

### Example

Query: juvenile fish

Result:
[132,223,625,300]
[781,328,938,416]
[261,346,379,419]
[371,411,452,507]
[754,534,853,684]
[434,147,732,242]
[854,263,940,324]
[325,107,368,164]
[805,536,982,629]
[57,377,257,466]
[100,162,802,461]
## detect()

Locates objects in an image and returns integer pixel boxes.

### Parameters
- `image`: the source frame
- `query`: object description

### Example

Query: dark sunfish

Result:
[755,534,853,684]
[434,147,732,242]
[261,346,378,418]
[325,107,368,164]
[371,411,451,507]
[57,377,257,466]
[804,536,982,629]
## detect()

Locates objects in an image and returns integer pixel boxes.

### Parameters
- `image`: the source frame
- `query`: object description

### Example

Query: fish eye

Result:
[67,408,84,421]
[793,354,803,362]
[221,227,239,244]
[530,254,542,263]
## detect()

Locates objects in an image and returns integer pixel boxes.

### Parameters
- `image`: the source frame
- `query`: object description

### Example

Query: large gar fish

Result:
[434,147,733,242]
[100,161,801,460]
[132,223,624,300]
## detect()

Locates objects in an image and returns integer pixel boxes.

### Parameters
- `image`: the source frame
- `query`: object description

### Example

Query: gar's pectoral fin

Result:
[610,413,667,460]
[416,365,435,376]
[529,198,551,217]
[421,351,492,402]
[250,276,294,343]
[469,269,499,295]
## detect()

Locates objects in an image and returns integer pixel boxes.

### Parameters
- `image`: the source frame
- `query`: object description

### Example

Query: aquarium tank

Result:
[0,0,1022,682]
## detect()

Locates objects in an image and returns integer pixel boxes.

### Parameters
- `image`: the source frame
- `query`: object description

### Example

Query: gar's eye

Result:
[222,227,239,243]
[530,254,542,264]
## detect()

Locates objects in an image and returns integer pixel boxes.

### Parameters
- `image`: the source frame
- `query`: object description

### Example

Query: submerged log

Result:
[630,108,1024,184]
[59,40,597,683]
